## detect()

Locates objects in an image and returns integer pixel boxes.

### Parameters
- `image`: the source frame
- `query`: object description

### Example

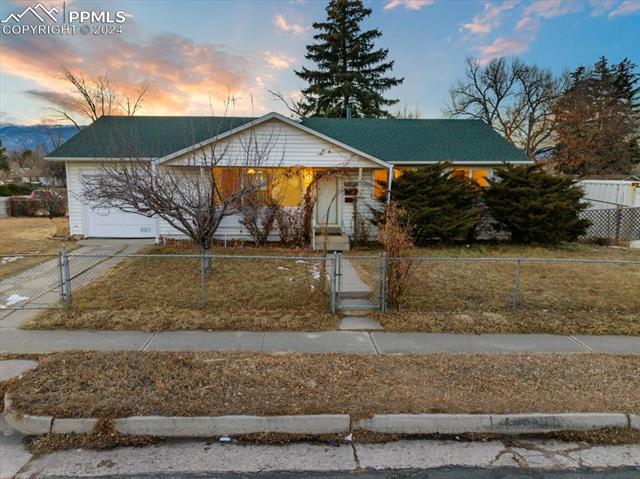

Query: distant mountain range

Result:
[0,124,79,153]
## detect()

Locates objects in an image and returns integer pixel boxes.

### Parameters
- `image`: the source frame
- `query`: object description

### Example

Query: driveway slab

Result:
[146,331,264,352]
[261,331,376,353]
[370,333,587,353]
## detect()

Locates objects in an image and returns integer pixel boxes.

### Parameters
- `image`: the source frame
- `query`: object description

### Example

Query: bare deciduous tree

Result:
[36,69,148,130]
[446,57,563,159]
[81,119,284,258]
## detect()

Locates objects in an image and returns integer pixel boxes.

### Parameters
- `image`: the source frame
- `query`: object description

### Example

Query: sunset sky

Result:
[1,0,639,125]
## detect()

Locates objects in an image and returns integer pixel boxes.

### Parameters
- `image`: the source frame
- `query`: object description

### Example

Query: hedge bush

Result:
[9,197,41,217]
[484,164,590,244]
[389,163,481,243]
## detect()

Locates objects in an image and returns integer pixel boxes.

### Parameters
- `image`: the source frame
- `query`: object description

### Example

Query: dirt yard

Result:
[25,245,336,331]
[0,217,74,279]
[349,244,640,335]
[8,352,640,419]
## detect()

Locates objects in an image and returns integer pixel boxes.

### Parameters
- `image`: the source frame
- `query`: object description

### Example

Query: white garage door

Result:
[84,204,157,238]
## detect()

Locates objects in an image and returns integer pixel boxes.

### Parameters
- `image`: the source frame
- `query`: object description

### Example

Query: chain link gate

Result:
[330,253,385,313]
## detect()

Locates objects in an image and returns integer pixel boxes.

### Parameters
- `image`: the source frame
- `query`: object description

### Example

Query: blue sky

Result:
[1,0,639,125]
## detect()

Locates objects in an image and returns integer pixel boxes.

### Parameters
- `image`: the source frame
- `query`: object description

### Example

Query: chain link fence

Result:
[1,250,332,324]
[2,249,638,320]
[383,255,640,315]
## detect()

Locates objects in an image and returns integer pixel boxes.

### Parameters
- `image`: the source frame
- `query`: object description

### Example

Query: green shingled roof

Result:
[47,116,256,159]
[48,114,530,164]
[301,117,529,164]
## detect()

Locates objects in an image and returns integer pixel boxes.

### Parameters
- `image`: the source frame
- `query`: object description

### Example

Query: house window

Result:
[374,169,388,198]
[451,168,491,187]
[452,168,469,180]
[471,169,490,187]
[212,167,303,206]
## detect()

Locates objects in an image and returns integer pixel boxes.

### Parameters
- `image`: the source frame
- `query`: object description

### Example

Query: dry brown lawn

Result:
[25,246,336,331]
[350,244,640,335]
[8,352,640,419]
[0,217,75,279]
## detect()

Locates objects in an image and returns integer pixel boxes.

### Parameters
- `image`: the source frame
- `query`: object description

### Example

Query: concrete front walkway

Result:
[1,329,638,354]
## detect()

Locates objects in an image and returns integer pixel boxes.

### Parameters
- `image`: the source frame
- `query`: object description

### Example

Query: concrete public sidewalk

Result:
[1,328,638,354]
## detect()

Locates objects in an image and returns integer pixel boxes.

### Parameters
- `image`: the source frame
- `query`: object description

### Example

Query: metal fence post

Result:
[512,256,521,309]
[199,251,207,309]
[62,245,72,307]
[57,249,65,304]
[378,253,384,311]
[330,251,338,314]
[381,252,388,313]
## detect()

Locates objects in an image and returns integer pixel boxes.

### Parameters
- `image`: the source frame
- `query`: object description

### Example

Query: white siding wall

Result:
[164,118,378,169]
[339,170,379,239]
[66,161,98,236]
[578,180,640,210]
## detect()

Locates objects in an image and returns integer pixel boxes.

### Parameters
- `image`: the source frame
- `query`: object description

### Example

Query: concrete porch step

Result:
[337,298,379,316]
[314,233,350,252]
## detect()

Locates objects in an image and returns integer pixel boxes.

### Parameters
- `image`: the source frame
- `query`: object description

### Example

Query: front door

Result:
[316,176,339,227]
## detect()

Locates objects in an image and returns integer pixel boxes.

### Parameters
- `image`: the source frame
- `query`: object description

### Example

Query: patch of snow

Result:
[1,294,29,308]
[288,277,294,282]
[219,436,231,442]
[309,262,321,281]
[345,433,353,442]
[295,259,307,264]
[1,256,22,264]
[276,266,289,270]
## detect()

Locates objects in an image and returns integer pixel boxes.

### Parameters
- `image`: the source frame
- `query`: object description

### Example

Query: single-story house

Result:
[47,111,531,248]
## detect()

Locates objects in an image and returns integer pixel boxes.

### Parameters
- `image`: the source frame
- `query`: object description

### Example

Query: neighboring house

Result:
[46,112,530,247]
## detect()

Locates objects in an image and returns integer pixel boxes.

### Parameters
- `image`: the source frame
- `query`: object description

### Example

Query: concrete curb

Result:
[357,413,632,435]
[4,395,639,437]
[3,395,52,435]
[113,415,351,437]
[490,413,629,433]
[356,414,493,434]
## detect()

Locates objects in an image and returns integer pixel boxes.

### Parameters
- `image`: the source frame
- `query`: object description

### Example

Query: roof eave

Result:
[45,157,156,162]
[154,111,393,169]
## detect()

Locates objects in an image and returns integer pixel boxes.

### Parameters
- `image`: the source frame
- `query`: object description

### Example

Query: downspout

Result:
[152,161,160,245]
[386,165,394,205]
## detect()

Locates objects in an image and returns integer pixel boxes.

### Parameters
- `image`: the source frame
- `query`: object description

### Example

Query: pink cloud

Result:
[589,0,617,16]
[609,0,640,17]
[478,36,530,64]
[461,1,520,35]
[273,13,306,35]
[263,51,295,70]
[522,0,582,19]
[0,26,265,119]
[383,0,434,11]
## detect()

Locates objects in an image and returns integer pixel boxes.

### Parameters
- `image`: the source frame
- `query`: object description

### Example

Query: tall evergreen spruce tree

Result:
[295,0,404,118]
